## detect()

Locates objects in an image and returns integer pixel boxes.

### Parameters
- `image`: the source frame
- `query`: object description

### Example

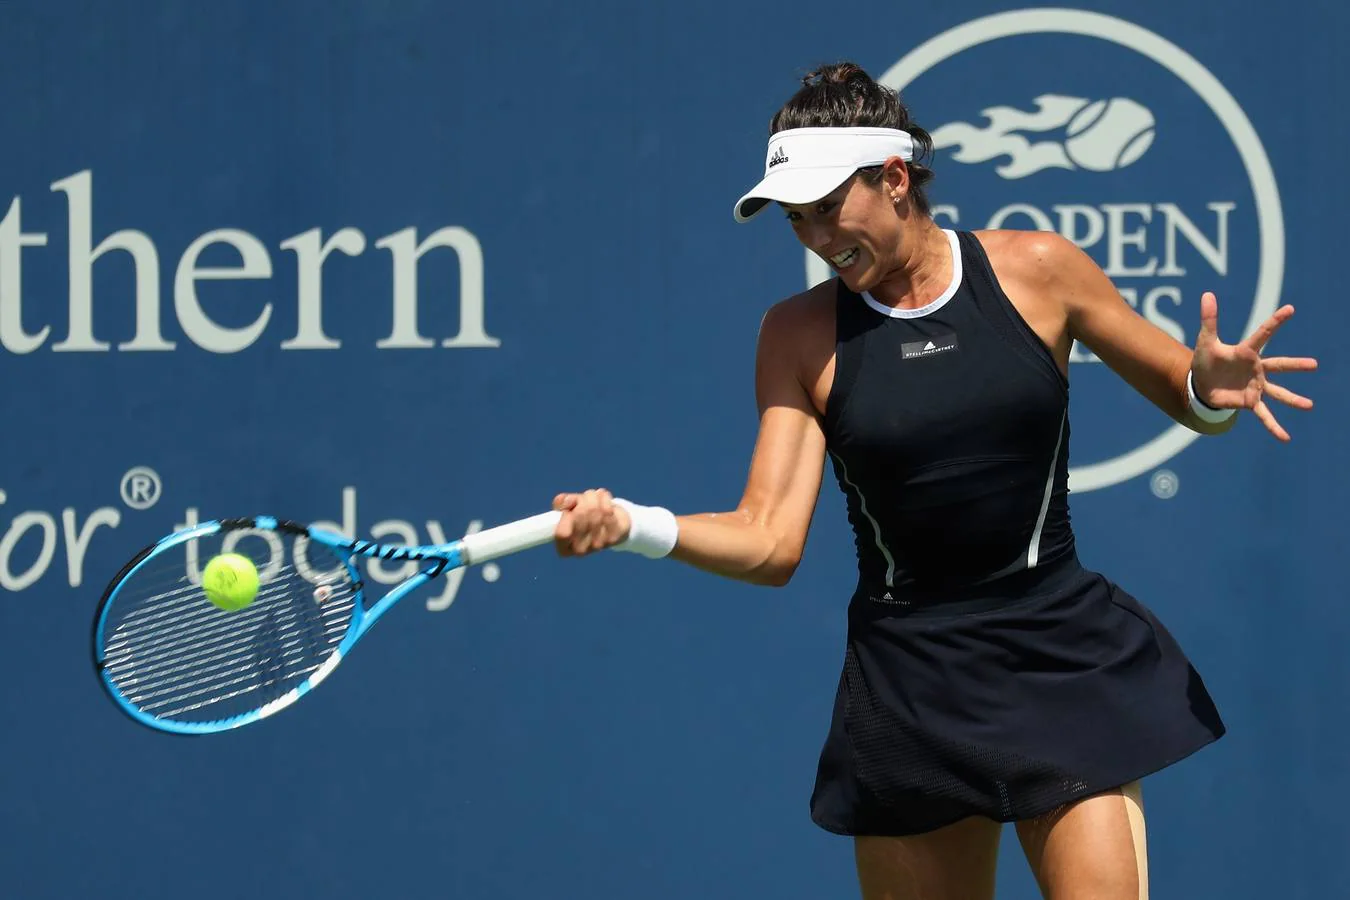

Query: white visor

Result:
[733,126,915,223]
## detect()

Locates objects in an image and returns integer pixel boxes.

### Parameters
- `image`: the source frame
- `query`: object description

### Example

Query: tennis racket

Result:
[92,510,561,735]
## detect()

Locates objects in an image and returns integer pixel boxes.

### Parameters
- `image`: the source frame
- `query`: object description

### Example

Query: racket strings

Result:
[107,569,356,719]
[100,540,358,724]
[110,580,352,715]
[106,571,335,673]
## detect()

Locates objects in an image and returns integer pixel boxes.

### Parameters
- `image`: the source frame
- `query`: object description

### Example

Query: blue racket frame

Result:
[92,511,559,735]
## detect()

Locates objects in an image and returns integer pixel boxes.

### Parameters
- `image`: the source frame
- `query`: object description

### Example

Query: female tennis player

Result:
[550,63,1317,899]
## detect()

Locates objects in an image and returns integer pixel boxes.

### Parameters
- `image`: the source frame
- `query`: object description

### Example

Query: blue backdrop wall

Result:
[1,2,1343,898]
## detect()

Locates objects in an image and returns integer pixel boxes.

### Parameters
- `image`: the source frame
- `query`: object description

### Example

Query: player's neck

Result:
[867,220,951,310]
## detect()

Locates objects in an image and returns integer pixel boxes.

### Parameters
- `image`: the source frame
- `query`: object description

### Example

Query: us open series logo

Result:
[806,9,1283,494]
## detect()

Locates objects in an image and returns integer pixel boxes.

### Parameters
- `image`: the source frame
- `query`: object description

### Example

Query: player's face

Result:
[779,173,901,293]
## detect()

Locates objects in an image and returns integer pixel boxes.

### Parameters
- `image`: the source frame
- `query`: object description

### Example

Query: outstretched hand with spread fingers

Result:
[1189,291,1318,441]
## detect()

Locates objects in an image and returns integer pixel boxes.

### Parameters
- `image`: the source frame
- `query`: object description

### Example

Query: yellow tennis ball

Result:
[202,553,260,611]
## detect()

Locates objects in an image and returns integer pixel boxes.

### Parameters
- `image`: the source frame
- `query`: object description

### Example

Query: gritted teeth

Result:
[830,247,859,268]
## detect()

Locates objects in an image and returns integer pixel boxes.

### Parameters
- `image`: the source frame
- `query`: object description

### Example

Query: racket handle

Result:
[460,510,563,565]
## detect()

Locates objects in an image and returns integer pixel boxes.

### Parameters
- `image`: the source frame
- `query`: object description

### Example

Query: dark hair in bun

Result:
[770,62,936,215]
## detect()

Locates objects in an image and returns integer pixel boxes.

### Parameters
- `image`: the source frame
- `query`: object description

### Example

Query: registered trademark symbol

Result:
[119,466,163,510]
[1149,469,1179,500]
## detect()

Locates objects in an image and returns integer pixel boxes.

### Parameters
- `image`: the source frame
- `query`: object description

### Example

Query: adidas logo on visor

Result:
[768,147,789,168]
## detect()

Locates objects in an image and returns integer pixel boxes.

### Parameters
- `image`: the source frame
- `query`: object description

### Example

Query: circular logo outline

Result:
[805,8,1284,492]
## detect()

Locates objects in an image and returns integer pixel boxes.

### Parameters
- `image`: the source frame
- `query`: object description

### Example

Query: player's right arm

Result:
[667,297,830,585]
[552,295,830,586]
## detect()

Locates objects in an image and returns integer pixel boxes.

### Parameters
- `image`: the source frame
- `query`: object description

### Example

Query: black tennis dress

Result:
[808,229,1225,837]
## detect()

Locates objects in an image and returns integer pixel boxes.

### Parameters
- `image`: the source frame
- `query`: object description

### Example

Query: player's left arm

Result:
[1038,232,1317,440]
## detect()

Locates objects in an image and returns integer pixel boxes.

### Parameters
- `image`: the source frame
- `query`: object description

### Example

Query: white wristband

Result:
[1187,370,1237,424]
[611,498,679,559]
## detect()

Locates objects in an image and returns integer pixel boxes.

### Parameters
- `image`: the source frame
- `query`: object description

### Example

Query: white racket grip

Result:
[459,510,562,566]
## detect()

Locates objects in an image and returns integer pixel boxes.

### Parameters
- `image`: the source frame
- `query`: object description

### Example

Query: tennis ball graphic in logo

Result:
[202,553,260,611]
[1063,97,1156,171]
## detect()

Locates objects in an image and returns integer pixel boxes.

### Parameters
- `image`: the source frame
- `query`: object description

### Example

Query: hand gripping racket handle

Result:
[459,510,562,566]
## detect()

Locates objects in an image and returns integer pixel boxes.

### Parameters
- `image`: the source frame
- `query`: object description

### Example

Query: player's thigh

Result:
[853,815,1002,900]
[1015,781,1148,900]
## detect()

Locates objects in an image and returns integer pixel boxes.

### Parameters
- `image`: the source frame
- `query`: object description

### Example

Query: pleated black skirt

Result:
[809,554,1226,836]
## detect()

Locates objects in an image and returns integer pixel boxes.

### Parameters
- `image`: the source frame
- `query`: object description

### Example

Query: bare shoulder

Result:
[756,279,838,409]
[757,278,837,361]
[972,228,1092,287]
[759,278,837,335]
